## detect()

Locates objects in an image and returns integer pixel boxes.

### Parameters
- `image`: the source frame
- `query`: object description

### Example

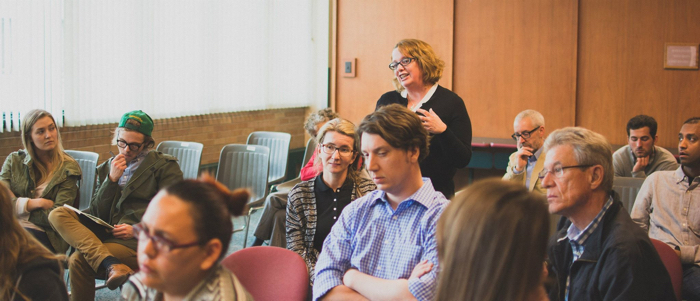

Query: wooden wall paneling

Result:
[577,0,700,148]
[453,0,579,139]
[334,0,454,125]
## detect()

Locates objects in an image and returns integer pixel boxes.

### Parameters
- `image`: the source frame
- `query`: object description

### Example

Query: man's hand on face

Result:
[632,156,650,173]
[515,146,534,172]
[108,153,127,183]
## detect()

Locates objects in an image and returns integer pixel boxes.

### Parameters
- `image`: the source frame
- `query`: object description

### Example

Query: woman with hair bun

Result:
[121,175,253,300]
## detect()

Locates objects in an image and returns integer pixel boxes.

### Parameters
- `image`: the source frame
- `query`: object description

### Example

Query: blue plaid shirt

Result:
[560,196,614,301]
[313,178,448,301]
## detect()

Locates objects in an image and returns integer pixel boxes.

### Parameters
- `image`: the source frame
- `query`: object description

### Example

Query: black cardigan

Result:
[376,85,472,198]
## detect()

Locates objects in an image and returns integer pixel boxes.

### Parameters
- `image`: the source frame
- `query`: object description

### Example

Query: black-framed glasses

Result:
[389,57,416,70]
[320,144,355,157]
[132,223,202,254]
[511,126,541,141]
[116,139,143,152]
[538,164,593,179]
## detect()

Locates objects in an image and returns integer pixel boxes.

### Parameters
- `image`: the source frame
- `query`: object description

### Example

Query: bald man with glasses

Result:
[503,110,547,194]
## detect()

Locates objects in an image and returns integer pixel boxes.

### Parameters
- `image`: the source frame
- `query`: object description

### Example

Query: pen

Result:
[109,151,116,158]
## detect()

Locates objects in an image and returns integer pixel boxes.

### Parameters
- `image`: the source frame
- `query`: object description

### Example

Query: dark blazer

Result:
[548,199,675,301]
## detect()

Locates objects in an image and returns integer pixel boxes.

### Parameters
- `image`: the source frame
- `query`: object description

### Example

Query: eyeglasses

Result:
[320,144,355,157]
[117,139,143,152]
[132,223,201,254]
[538,164,593,179]
[389,57,416,70]
[511,126,541,141]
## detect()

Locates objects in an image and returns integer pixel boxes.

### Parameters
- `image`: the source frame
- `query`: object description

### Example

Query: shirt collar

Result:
[315,173,353,192]
[529,147,543,163]
[561,196,614,244]
[127,151,148,166]
[675,165,700,185]
[372,177,441,209]
[400,83,439,112]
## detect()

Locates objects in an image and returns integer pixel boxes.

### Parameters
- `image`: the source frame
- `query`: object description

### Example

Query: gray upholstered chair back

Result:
[156,141,204,179]
[246,131,291,185]
[65,150,99,210]
[612,176,646,214]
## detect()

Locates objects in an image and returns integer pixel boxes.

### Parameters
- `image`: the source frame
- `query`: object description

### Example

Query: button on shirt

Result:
[313,175,354,254]
[559,197,613,301]
[313,178,448,301]
[631,167,700,265]
[118,151,148,187]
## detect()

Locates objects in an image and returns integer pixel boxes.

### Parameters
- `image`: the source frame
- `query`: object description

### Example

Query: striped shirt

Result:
[313,178,448,301]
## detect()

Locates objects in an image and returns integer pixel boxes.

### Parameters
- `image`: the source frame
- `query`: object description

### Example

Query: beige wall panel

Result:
[334,0,454,124]
[453,0,579,139]
[577,0,700,148]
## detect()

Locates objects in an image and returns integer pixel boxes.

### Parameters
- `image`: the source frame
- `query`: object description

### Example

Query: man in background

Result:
[613,114,678,178]
[503,109,547,194]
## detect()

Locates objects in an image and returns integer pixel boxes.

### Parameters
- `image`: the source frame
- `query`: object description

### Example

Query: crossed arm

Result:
[321,260,433,301]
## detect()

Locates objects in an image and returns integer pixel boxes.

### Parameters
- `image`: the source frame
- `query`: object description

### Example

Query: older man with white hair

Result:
[503,109,547,194]
[542,127,674,301]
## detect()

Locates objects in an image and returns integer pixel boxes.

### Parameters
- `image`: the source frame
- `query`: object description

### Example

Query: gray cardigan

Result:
[612,145,678,178]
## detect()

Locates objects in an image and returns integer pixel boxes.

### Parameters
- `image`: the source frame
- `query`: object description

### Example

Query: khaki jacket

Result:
[90,150,183,250]
[1,150,81,253]
[502,150,546,194]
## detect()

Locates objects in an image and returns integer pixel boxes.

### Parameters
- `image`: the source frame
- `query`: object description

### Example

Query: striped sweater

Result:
[286,176,376,285]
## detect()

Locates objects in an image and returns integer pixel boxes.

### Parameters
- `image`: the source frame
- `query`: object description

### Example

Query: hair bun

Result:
[226,189,250,216]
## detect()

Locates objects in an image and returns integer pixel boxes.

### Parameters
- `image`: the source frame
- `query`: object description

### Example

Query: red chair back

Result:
[650,239,683,301]
[221,246,309,301]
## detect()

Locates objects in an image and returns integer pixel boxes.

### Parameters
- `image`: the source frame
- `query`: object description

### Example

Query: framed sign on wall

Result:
[664,43,699,70]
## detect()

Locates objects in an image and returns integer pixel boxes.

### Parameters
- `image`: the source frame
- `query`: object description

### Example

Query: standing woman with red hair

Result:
[376,39,472,199]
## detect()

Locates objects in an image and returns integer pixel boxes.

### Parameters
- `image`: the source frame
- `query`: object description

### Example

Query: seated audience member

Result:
[613,114,678,178]
[0,182,68,301]
[435,179,549,301]
[0,109,80,253]
[286,118,376,286]
[632,117,700,300]
[503,109,547,194]
[376,39,472,199]
[121,175,252,300]
[542,127,675,300]
[49,110,183,300]
[252,108,339,247]
[313,104,448,301]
